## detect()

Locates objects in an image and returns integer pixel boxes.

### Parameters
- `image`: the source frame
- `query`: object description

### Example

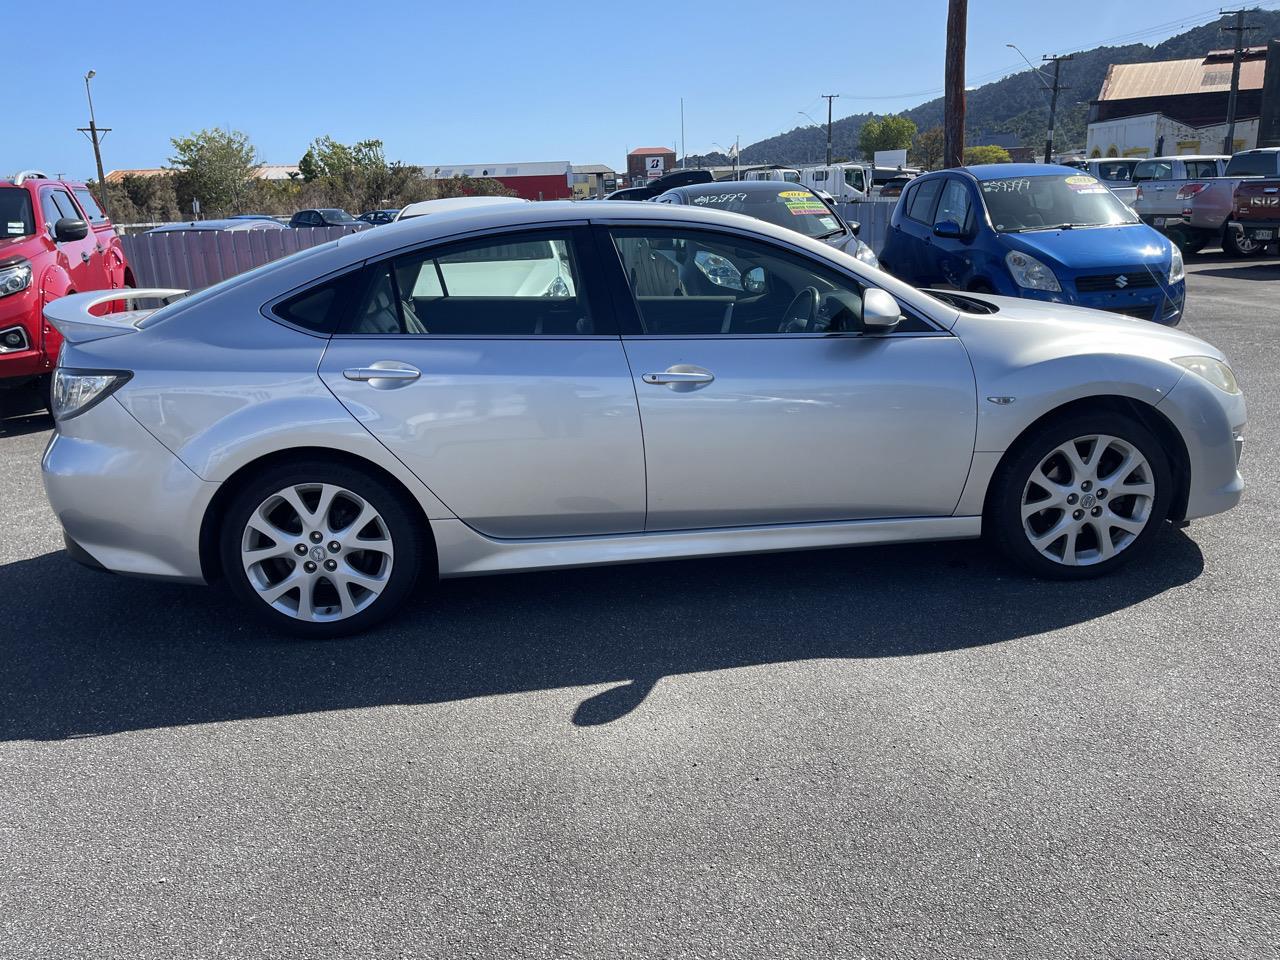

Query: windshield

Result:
[688,189,844,239]
[1,187,35,239]
[320,209,355,222]
[979,175,1138,232]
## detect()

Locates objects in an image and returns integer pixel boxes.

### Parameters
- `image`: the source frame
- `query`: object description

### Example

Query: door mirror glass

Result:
[933,219,964,240]
[847,219,862,237]
[54,217,89,243]
[862,288,902,331]
[743,266,766,294]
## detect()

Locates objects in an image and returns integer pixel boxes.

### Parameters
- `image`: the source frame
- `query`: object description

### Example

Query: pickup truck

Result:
[1179,147,1280,256]
[1083,158,1141,206]
[1131,155,1229,251]
[1226,179,1280,252]
[0,170,131,405]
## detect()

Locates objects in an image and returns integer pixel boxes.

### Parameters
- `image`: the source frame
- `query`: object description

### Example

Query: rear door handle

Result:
[642,369,714,386]
[343,361,421,386]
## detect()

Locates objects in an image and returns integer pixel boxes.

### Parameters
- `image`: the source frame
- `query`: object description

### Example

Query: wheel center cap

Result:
[1081,493,1096,509]
[310,545,327,562]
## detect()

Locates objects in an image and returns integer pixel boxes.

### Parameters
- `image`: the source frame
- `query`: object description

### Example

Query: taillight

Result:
[1135,185,1144,201]
[1176,182,1209,200]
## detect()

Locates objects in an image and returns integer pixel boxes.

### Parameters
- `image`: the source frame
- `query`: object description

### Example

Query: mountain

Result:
[685,9,1280,167]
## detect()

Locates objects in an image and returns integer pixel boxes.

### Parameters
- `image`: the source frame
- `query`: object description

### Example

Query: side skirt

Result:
[431,515,982,578]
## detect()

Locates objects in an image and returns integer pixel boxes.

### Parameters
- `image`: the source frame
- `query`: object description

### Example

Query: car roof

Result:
[666,180,815,198]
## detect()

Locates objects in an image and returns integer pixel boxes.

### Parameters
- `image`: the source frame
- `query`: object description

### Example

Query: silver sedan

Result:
[42,202,1246,636]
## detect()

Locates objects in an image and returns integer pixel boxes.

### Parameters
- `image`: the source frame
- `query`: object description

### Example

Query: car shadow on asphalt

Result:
[0,525,1206,739]
[1186,262,1280,283]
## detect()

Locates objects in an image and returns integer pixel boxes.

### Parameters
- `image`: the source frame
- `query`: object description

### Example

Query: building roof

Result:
[1098,50,1267,101]
[105,168,170,182]
[571,164,615,174]
[628,146,675,156]
[427,161,571,178]
[106,163,298,183]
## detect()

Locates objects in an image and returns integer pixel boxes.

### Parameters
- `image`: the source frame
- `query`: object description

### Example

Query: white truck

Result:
[743,168,802,184]
[1129,155,1230,252]
[797,163,874,202]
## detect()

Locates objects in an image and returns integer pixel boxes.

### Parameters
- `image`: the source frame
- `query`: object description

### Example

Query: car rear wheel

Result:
[219,460,426,637]
[987,413,1172,579]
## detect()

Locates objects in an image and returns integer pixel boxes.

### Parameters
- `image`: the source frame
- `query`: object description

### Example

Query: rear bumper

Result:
[1226,219,1280,241]
[42,395,215,582]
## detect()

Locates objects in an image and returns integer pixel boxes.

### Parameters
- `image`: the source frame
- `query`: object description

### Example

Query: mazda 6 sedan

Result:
[42,201,1246,637]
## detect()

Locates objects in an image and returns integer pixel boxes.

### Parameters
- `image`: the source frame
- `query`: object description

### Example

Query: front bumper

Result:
[1156,372,1246,521]
[1017,278,1185,326]
[0,286,47,382]
[42,395,215,582]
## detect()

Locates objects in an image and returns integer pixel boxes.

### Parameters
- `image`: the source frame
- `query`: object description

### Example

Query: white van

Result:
[799,163,873,202]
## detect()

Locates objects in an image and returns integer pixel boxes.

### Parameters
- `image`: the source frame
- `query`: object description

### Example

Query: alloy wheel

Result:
[1021,434,1156,566]
[240,482,395,622]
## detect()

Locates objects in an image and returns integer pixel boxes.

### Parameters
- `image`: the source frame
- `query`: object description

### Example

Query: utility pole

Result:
[680,97,686,169]
[944,0,967,168]
[1221,8,1258,154]
[821,94,840,164]
[77,69,110,218]
[1042,54,1072,163]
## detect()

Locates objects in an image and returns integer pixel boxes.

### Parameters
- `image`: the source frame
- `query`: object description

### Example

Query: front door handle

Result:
[80,251,91,264]
[642,366,715,387]
[343,361,421,387]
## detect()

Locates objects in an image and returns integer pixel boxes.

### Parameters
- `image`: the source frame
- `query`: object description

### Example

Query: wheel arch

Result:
[198,446,439,583]
[983,394,1192,521]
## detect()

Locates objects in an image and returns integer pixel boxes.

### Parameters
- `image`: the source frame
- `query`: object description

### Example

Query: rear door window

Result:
[73,189,107,222]
[906,178,944,223]
[933,179,973,232]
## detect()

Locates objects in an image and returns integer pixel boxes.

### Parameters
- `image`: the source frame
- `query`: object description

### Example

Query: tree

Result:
[858,115,918,160]
[963,144,1012,165]
[168,128,259,217]
[912,126,945,170]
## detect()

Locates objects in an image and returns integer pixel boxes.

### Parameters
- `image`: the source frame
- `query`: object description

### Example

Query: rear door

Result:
[928,177,978,287]
[892,177,944,284]
[601,223,976,531]
[69,186,118,289]
[318,225,646,538]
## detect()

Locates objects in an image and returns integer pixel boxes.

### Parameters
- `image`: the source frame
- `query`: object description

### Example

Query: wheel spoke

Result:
[295,578,315,620]
[1030,516,1072,552]
[1119,479,1155,500]
[312,484,341,532]
[1107,514,1146,536]
[260,570,303,605]
[1060,527,1078,565]
[1089,521,1116,560]
[337,567,389,595]
[244,544,293,567]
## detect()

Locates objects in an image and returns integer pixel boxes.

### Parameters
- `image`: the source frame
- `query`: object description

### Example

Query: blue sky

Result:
[2,0,1253,179]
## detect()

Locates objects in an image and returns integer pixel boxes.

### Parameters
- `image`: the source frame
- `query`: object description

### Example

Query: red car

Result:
[1,170,132,404]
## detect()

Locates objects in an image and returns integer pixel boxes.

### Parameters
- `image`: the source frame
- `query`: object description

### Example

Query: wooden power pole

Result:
[1221,8,1258,154]
[944,0,968,168]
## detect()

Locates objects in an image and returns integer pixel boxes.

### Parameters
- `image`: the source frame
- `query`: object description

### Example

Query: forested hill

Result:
[690,9,1280,167]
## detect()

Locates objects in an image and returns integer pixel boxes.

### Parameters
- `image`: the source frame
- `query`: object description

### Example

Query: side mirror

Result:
[54,217,89,243]
[862,288,902,331]
[848,220,862,237]
[933,219,965,240]
[743,266,767,295]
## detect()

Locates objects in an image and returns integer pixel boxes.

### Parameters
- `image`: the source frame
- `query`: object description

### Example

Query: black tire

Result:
[1222,228,1269,258]
[967,279,995,294]
[1168,229,1206,256]
[986,411,1173,580]
[219,459,427,638]
[38,373,53,414]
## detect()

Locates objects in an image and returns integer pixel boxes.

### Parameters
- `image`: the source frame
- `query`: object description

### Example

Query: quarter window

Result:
[342,232,597,336]
[611,228,932,336]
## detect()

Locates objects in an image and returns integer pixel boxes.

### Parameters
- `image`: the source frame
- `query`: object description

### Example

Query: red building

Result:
[427,161,573,200]
[626,147,676,185]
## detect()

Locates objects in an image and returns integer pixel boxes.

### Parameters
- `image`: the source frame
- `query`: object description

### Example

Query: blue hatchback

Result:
[880,164,1185,325]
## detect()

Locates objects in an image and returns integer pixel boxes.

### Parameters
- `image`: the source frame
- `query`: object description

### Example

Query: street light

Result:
[80,69,109,216]
[1005,43,1050,89]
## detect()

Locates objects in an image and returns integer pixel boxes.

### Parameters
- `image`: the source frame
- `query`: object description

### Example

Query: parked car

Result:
[1226,177,1280,252]
[1179,147,1280,256]
[1,170,131,405]
[289,208,364,229]
[395,196,529,221]
[652,180,880,267]
[1131,155,1229,252]
[145,219,287,234]
[878,175,915,199]
[42,201,1244,636]
[743,168,802,184]
[357,209,400,226]
[604,168,716,201]
[227,214,284,222]
[879,165,1185,325]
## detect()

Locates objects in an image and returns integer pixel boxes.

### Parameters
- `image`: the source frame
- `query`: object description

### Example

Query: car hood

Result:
[953,294,1224,364]
[0,235,38,258]
[1003,223,1171,271]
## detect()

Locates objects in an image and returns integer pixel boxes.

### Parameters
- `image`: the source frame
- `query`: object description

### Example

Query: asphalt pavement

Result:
[1,255,1277,959]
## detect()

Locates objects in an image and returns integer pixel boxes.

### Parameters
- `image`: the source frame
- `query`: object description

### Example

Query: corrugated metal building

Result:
[426,161,573,200]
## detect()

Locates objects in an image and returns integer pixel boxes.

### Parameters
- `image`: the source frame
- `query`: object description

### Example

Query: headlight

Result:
[1168,244,1185,283]
[0,260,33,298]
[694,250,743,290]
[1172,356,1239,394]
[1004,251,1061,292]
[853,241,881,269]
[50,368,133,420]
[543,275,571,298]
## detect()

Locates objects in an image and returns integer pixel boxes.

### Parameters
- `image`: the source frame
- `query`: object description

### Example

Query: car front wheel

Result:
[219,460,426,637]
[987,413,1172,579]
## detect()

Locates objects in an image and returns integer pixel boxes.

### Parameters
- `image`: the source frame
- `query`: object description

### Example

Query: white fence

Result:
[119,225,359,290]
[119,202,899,292]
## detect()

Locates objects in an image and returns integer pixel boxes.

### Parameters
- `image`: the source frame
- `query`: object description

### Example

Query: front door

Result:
[603,225,976,532]
[319,226,646,538]
[39,186,96,291]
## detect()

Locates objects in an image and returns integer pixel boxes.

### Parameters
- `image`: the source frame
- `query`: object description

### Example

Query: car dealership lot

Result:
[1,257,1277,958]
